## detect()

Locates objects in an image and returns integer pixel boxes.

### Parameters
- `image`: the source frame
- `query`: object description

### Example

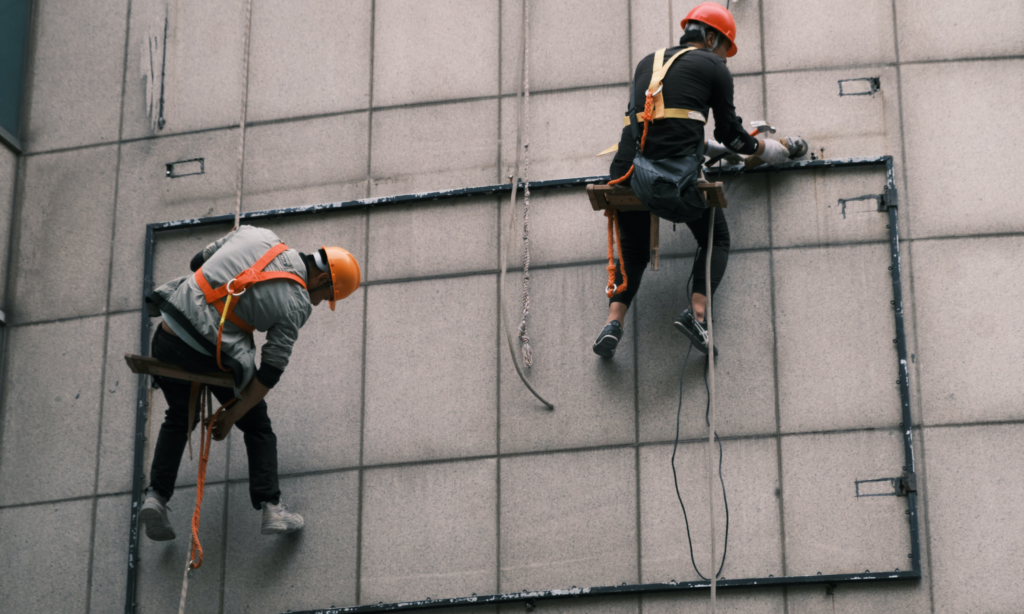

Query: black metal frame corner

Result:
[126,155,919,614]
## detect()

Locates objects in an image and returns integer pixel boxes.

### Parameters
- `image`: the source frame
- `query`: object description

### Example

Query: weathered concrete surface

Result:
[500,448,637,591]
[640,439,783,583]
[630,0,765,77]
[912,236,1024,425]
[223,471,359,613]
[902,59,1024,239]
[375,0,499,107]
[781,430,912,577]
[363,275,497,465]
[501,0,629,94]
[368,197,498,282]
[763,0,895,71]
[246,0,372,122]
[774,243,905,433]
[643,589,785,614]
[122,0,245,139]
[636,253,777,441]
[22,0,128,152]
[0,146,16,307]
[896,0,1024,62]
[242,113,370,213]
[500,265,635,452]
[110,128,238,312]
[770,167,893,249]
[90,494,132,614]
[924,424,1024,614]
[500,86,627,181]
[765,66,905,212]
[361,460,497,604]
[229,286,365,479]
[0,499,93,613]
[0,317,106,506]
[135,484,225,614]
[10,145,118,324]
[97,312,141,495]
[371,99,499,197]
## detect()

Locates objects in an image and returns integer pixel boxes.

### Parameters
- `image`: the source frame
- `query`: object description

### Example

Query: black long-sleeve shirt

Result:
[610,46,758,179]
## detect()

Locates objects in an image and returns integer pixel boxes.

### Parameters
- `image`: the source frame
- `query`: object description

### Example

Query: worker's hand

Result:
[211,413,235,441]
[758,138,790,165]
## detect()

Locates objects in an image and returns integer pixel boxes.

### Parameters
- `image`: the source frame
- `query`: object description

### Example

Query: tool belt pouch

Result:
[631,152,706,224]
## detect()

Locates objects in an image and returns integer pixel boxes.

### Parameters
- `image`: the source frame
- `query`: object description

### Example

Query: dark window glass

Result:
[0,0,33,149]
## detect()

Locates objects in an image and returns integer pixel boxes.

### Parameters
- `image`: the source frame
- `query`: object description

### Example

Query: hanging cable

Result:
[670,269,730,582]
[498,0,553,409]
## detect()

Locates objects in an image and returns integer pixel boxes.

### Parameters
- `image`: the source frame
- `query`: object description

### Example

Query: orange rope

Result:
[604,92,654,297]
[189,391,235,570]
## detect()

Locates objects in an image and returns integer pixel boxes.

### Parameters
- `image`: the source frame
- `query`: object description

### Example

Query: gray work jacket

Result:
[147,225,312,397]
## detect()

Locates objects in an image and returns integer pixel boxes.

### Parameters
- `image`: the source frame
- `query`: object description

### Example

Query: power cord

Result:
[670,271,730,580]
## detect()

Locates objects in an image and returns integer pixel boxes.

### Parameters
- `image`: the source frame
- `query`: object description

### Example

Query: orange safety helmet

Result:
[320,246,361,310]
[681,2,738,57]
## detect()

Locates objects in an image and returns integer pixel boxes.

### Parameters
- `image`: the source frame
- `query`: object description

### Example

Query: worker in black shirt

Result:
[593,2,789,358]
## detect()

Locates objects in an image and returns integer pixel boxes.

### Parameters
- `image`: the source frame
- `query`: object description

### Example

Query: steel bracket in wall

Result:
[838,77,881,96]
[898,471,917,496]
[165,158,205,178]
[837,193,888,214]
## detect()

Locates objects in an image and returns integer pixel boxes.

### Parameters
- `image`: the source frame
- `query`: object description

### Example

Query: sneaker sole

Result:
[592,334,619,358]
[261,520,305,535]
[139,507,176,541]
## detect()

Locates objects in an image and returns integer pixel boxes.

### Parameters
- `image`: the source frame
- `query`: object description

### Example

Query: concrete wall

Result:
[1,1,1023,613]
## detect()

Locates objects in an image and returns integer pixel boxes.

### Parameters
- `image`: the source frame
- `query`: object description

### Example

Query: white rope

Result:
[177,556,191,614]
[233,0,254,230]
[705,209,718,614]
[516,0,533,368]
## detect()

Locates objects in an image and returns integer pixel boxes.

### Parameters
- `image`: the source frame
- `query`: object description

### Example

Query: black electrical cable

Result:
[670,266,730,581]
[669,161,742,581]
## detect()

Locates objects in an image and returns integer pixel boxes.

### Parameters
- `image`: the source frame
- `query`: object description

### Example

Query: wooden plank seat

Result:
[125,353,234,388]
[586,181,727,271]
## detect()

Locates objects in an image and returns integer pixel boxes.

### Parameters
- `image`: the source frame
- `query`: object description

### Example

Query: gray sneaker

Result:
[139,496,176,541]
[261,501,305,535]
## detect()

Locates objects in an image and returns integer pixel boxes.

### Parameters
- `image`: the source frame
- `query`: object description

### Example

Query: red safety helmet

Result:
[681,2,738,58]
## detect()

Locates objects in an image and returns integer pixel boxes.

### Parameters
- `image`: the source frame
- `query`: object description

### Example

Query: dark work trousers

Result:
[610,207,731,309]
[148,325,281,510]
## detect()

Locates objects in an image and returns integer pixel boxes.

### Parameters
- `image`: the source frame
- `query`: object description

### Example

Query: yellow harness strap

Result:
[600,47,707,156]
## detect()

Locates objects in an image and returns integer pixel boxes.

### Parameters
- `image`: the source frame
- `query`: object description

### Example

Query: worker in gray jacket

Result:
[139,225,361,540]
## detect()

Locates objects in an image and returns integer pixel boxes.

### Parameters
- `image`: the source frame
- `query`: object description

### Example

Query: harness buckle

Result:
[226,279,247,298]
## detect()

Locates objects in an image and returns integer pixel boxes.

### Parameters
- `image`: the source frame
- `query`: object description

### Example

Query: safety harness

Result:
[194,241,307,371]
[604,47,708,298]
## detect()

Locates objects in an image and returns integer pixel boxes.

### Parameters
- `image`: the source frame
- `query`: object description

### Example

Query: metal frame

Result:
[125,155,919,613]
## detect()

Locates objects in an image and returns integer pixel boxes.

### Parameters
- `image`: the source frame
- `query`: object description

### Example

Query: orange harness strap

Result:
[604,91,656,298]
[187,383,235,571]
[193,242,307,371]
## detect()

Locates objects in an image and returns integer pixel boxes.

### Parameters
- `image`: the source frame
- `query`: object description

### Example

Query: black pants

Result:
[149,325,281,510]
[610,207,730,309]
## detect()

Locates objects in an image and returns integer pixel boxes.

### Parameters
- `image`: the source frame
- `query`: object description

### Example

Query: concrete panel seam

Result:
[357,2,375,599]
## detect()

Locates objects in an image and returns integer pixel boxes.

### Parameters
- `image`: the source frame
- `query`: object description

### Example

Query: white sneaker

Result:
[261,501,305,535]
[139,496,176,541]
